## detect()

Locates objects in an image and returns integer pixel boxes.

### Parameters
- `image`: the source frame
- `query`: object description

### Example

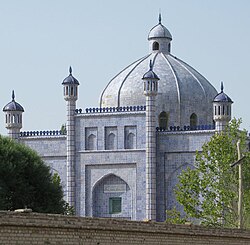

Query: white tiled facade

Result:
[3,16,233,222]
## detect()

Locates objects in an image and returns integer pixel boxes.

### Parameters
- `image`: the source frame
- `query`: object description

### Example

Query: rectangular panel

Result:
[104,184,126,193]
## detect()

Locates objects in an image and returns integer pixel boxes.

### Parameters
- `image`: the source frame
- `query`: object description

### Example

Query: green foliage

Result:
[166,207,187,224]
[52,173,75,215]
[60,124,67,135]
[0,135,70,214]
[171,119,250,228]
[63,202,75,216]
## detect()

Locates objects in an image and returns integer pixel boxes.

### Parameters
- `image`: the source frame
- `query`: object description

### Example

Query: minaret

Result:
[142,60,159,221]
[213,82,233,131]
[62,67,79,208]
[3,91,24,140]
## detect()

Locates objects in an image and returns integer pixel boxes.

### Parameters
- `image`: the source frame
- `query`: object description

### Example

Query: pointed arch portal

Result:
[92,174,132,219]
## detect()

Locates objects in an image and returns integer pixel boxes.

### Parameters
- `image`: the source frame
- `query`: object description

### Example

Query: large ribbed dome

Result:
[100,17,217,127]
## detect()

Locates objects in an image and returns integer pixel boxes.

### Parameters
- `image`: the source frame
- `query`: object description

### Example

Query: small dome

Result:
[148,14,172,40]
[142,61,160,80]
[62,66,79,85]
[213,83,233,103]
[3,91,24,112]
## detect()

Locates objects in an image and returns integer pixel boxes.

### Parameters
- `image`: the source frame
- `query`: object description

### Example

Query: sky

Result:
[0,0,250,135]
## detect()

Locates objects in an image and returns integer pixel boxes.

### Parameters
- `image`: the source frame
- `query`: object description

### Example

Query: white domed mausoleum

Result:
[3,15,233,221]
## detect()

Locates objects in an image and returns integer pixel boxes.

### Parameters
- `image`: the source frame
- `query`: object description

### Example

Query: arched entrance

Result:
[92,174,132,219]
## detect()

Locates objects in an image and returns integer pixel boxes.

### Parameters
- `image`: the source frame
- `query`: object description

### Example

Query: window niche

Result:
[105,127,117,150]
[85,127,98,150]
[124,126,136,149]
[159,111,168,130]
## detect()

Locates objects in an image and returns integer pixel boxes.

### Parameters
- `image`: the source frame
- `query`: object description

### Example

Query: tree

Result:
[0,135,68,214]
[60,124,67,135]
[170,119,250,228]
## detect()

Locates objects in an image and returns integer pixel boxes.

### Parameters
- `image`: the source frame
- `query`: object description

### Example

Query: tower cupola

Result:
[142,60,159,96]
[3,90,24,139]
[62,66,79,101]
[148,14,172,53]
[213,82,233,131]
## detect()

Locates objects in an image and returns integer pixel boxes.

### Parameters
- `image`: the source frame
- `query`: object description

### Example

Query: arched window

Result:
[214,106,217,116]
[87,134,96,150]
[126,133,135,149]
[190,113,198,128]
[106,133,115,150]
[190,113,198,129]
[159,111,168,130]
[152,42,159,51]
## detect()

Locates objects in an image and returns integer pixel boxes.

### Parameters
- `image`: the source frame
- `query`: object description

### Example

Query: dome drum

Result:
[149,38,171,53]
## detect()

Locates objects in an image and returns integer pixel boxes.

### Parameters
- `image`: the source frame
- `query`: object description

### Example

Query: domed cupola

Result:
[3,90,24,112]
[3,91,24,140]
[100,15,218,128]
[213,82,233,103]
[62,66,79,101]
[148,14,172,53]
[213,82,233,131]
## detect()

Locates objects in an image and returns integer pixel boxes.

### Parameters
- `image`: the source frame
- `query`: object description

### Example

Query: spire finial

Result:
[159,11,162,24]
[149,60,153,70]
[12,90,15,101]
[221,82,224,92]
[69,66,72,75]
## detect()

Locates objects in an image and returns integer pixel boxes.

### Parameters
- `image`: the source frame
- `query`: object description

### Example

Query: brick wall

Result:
[1,211,250,244]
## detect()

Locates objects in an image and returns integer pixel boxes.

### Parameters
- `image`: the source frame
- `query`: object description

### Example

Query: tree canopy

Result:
[0,135,67,214]
[168,119,250,228]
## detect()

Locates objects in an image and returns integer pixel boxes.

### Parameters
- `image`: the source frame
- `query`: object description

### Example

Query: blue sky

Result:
[0,0,250,135]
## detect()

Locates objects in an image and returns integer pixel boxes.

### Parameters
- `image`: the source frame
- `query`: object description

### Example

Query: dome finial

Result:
[69,66,72,75]
[221,82,224,92]
[159,11,162,24]
[12,90,15,101]
[149,60,153,70]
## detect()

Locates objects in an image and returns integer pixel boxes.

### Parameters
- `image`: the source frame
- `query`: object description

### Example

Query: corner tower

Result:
[213,82,233,131]
[62,67,79,208]
[142,60,159,221]
[3,91,24,140]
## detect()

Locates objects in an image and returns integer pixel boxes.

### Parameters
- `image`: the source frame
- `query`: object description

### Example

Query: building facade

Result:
[3,16,233,222]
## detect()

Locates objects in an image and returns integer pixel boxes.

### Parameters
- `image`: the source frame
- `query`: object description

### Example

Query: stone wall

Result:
[1,211,250,245]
